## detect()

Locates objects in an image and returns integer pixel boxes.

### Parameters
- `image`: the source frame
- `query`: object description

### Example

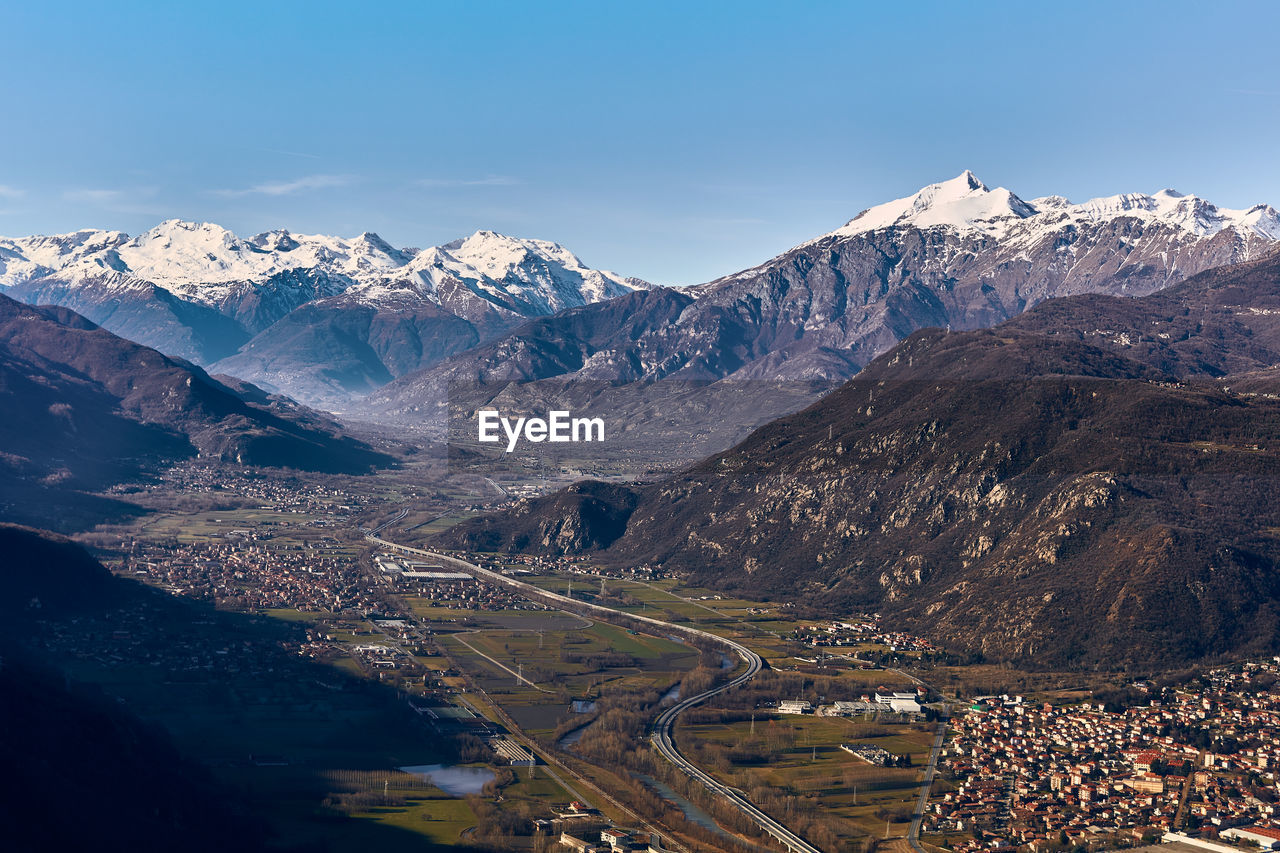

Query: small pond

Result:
[399,764,496,796]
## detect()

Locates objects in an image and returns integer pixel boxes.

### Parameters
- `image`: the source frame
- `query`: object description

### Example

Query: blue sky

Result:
[2,0,1278,285]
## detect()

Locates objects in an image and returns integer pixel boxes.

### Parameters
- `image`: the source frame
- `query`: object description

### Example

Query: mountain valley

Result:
[436,249,1280,669]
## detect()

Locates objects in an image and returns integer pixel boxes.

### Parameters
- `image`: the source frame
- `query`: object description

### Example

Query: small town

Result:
[933,660,1280,852]
[790,618,943,656]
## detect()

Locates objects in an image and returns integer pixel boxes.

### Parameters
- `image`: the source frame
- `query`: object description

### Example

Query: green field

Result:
[429,609,700,739]
[676,714,936,843]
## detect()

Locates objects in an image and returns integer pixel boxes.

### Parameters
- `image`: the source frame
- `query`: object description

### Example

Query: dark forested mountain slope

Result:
[0,525,269,853]
[1004,248,1280,377]
[0,293,389,474]
[0,294,391,527]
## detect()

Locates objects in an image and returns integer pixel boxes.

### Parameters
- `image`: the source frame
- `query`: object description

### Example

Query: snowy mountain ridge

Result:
[823,170,1280,242]
[346,229,645,314]
[5,173,1278,409]
[0,220,645,313]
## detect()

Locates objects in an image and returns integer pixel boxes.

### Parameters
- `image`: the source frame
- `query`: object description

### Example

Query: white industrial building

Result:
[778,699,812,715]
[821,700,880,716]
[874,692,922,714]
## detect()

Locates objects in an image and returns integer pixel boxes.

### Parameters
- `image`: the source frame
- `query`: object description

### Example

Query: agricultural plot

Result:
[676,714,937,845]
[434,611,699,740]
[130,508,334,543]
[407,512,481,536]
[406,601,588,633]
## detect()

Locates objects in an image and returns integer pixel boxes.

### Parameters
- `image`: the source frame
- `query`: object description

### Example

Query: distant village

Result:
[790,617,940,655]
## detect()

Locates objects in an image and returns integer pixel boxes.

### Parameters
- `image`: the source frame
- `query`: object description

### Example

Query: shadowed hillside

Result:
[0,524,487,852]
[0,294,393,528]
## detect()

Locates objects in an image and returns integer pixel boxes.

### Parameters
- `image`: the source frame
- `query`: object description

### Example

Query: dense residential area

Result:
[933,661,1280,851]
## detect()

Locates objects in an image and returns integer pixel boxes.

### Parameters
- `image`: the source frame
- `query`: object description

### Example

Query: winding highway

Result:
[650,655,822,853]
[368,535,822,853]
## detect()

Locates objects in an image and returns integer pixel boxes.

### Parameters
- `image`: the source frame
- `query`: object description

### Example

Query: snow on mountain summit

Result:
[103,220,413,299]
[0,221,648,313]
[443,230,588,279]
[827,172,1280,242]
[0,228,130,284]
[832,171,1038,237]
[1068,189,1280,239]
[347,229,643,315]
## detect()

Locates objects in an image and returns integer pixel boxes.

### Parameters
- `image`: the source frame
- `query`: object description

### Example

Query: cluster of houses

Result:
[126,535,381,612]
[932,660,1280,851]
[131,463,369,531]
[790,617,939,654]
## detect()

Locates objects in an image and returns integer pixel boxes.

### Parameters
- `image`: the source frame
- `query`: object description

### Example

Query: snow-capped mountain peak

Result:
[821,172,1280,244]
[102,219,420,297]
[831,171,1037,237]
[0,221,648,335]
[438,230,585,280]
[0,228,130,284]
[116,220,254,288]
[345,229,641,315]
[1067,189,1280,239]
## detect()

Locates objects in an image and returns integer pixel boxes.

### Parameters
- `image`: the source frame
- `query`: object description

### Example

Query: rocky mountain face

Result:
[677,172,1278,380]
[438,252,1280,669]
[351,174,1280,470]
[0,294,391,528]
[9,175,1275,417]
[351,286,845,470]
[1,221,647,405]
[422,173,1277,382]
[7,177,1274,417]
[1001,249,1280,377]
[361,173,1279,439]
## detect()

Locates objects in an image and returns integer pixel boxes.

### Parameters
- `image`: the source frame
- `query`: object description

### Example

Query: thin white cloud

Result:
[64,188,127,204]
[61,186,162,216]
[214,174,352,197]
[416,175,522,188]
[0,184,23,199]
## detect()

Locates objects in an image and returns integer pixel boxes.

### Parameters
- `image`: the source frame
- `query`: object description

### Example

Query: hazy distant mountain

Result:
[1,221,649,404]
[437,251,1280,668]
[0,294,390,528]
